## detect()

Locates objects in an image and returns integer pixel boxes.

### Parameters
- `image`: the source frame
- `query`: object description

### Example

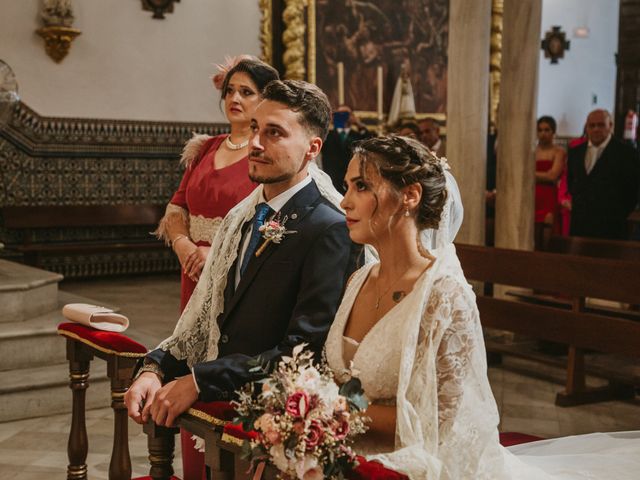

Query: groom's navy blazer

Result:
[147,180,360,402]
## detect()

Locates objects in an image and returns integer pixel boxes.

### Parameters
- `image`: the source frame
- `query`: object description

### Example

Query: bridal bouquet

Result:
[233,344,369,479]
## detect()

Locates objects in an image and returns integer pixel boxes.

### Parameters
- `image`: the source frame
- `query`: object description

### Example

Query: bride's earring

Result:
[404,207,410,217]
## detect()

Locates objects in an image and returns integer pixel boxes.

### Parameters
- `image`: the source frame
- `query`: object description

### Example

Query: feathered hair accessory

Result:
[211,54,256,90]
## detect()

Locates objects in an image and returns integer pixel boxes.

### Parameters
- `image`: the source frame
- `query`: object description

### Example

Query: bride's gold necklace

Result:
[374,259,434,309]
[374,268,409,310]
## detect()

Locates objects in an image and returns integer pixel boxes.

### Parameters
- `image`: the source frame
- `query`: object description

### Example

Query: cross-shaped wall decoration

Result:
[541,26,570,64]
[141,0,181,19]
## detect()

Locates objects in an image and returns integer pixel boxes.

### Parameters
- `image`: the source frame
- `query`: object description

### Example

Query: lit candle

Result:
[377,65,383,119]
[337,62,345,105]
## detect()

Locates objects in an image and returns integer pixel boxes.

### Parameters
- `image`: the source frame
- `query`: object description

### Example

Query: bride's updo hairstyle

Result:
[352,135,448,230]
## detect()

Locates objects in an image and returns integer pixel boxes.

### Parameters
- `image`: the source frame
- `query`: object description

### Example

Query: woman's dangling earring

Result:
[404,207,410,217]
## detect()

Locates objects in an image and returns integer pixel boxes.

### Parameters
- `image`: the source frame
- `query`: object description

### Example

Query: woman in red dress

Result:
[154,56,279,479]
[535,116,566,245]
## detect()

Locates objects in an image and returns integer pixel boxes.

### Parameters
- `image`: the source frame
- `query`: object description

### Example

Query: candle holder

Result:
[377,114,386,135]
[36,26,82,63]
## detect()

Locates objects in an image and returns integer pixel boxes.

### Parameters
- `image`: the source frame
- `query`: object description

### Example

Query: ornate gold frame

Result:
[260,0,316,82]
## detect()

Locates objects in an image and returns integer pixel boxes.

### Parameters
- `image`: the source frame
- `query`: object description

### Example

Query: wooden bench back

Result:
[546,235,640,262]
[2,204,165,228]
[456,243,640,358]
[457,243,640,304]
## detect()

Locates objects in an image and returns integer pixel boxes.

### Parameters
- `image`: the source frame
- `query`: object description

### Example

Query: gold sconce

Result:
[36,26,81,63]
[37,0,81,63]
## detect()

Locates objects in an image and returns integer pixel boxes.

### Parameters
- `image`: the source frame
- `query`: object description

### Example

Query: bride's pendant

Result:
[392,291,406,303]
[375,290,407,309]
[225,136,249,150]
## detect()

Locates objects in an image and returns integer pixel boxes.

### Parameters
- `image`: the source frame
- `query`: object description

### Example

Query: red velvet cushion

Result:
[499,432,543,447]
[187,401,236,427]
[348,456,409,480]
[57,322,147,357]
[132,476,180,480]
[222,422,259,441]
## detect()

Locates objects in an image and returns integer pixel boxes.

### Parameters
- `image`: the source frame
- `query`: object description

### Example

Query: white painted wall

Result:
[0,0,261,122]
[537,0,619,137]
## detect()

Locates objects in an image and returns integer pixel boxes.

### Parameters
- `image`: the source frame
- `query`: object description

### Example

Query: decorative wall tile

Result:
[0,102,228,276]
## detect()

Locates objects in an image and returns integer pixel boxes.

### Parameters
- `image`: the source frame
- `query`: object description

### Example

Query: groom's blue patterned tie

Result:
[240,202,272,275]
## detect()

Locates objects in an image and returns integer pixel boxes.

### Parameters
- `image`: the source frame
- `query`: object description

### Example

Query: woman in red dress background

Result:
[154,56,279,479]
[155,57,279,310]
[535,116,566,245]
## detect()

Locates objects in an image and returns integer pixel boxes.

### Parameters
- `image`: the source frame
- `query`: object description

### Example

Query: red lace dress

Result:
[170,134,257,311]
[535,158,560,231]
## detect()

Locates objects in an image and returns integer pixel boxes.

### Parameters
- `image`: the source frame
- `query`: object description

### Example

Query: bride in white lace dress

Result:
[324,135,640,479]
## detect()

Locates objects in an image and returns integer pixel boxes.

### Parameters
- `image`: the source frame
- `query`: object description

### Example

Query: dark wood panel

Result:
[546,235,640,262]
[478,297,640,357]
[3,204,164,228]
[456,243,640,304]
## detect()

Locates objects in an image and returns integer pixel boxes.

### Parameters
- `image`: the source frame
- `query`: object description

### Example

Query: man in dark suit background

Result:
[321,105,373,193]
[567,109,639,239]
[124,80,359,428]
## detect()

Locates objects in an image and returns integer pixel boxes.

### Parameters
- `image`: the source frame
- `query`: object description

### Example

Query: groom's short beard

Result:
[249,171,294,184]
[249,152,300,184]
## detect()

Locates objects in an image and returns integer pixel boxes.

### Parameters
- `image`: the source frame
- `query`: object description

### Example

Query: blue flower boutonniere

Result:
[255,213,297,257]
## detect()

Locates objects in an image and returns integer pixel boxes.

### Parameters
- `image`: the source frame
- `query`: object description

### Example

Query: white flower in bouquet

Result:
[294,365,321,391]
[295,454,323,480]
[270,443,294,472]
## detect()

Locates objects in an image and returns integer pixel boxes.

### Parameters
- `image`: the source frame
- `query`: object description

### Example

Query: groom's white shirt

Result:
[234,174,312,288]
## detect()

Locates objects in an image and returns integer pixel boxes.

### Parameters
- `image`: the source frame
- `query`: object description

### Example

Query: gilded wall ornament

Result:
[489,0,503,133]
[141,0,181,19]
[259,0,273,64]
[37,0,81,63]
[36,27,81,63]
[282,0,308,80]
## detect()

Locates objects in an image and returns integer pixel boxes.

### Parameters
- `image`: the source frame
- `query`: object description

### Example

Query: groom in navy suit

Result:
[125,80,359,427]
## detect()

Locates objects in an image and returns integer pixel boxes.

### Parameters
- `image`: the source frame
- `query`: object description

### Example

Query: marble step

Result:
[0,291,117,371]
[0,259,63,323]
[0,361,111,422]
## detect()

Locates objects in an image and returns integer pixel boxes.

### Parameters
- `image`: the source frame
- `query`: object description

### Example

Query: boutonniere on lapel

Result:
[255,213,297,257]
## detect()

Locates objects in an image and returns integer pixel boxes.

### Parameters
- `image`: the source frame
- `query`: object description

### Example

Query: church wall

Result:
[537,0,619,137]
[0,0,261,123]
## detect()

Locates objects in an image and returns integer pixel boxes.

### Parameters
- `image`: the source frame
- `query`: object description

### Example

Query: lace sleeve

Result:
[423,276,482,431]
[423,276,503,479]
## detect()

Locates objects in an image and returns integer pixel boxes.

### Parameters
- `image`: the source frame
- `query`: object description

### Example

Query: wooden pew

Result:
[545,234,640,262]
[456,243,640,406]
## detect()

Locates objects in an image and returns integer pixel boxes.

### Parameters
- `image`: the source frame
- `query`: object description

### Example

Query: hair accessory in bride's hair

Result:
[437,156,451,171]
[211,54,255,90]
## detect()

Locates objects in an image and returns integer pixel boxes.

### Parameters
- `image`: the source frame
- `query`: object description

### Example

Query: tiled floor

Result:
[1,273,638,478]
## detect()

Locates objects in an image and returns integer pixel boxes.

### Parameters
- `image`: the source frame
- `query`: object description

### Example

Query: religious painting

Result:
[314,0,449,116]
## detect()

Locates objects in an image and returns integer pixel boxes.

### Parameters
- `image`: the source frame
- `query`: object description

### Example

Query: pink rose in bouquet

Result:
[333,417,350,440]
[304,420,324,451]
[285,391,310,418]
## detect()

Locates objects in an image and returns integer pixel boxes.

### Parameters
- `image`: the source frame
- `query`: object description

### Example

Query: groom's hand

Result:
[150,375,199,427]
[125,372,162,424]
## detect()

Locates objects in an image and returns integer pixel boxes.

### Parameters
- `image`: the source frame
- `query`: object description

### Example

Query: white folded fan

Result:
[62,303,129,332]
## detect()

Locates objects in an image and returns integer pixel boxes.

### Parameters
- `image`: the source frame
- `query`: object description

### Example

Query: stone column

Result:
[446,0,493,245]
[494,0,542,251]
